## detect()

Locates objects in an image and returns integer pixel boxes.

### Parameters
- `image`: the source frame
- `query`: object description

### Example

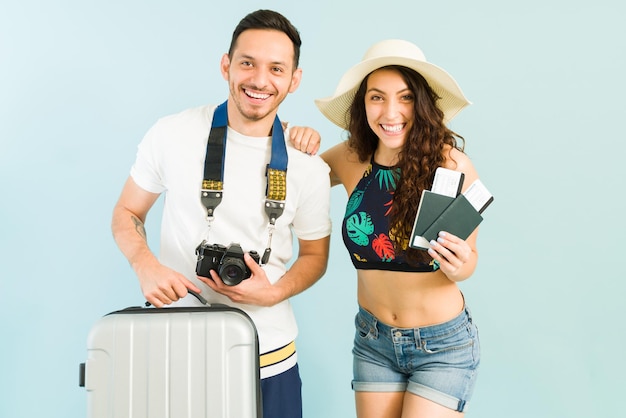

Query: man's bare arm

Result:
[272,236,330,302]
[111,177,201,307]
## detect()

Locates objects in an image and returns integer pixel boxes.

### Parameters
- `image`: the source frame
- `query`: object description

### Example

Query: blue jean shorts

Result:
[352,306,480,412]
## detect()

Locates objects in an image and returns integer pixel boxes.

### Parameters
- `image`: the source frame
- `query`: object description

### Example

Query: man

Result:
[111,9,331,418]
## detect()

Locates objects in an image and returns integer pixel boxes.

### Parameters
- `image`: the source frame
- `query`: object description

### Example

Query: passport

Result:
[409,178,493,250]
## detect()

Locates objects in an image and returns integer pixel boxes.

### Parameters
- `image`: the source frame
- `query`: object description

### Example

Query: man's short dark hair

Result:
[228,9,302,69]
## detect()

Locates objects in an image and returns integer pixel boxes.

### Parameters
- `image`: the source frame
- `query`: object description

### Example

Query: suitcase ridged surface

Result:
[83,307,260,418]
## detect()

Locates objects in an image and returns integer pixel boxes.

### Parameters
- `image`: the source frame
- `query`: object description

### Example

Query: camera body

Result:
[195,242,260,286]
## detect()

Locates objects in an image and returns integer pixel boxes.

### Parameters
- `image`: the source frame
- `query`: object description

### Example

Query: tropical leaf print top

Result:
[341,158,437,272]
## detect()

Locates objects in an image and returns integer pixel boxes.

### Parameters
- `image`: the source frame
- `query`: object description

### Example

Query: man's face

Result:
[221,29,302,133]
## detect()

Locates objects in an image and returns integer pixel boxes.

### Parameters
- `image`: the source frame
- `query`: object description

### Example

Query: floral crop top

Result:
[341,159,438,272]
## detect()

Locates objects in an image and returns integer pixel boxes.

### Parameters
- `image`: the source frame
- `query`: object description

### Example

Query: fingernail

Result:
[439,231,447,238]
[429,240,437,247]
[437,237,444,243]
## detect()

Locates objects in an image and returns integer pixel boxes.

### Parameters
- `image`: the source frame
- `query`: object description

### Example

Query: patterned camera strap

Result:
[201,100,287,264]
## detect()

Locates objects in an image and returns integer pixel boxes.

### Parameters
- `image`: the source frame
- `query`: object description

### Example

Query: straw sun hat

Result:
[314,39,471,129]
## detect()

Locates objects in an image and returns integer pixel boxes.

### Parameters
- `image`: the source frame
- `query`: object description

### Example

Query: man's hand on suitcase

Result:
[138,261,202,308]
[198,253,281,307]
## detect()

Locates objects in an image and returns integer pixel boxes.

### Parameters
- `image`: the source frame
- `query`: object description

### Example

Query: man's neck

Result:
[226,103,277,137]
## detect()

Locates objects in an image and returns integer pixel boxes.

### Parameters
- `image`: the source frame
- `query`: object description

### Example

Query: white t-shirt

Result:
[130,104,332,378]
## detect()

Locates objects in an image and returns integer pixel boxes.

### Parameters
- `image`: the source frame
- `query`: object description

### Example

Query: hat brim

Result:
[315,56,471,129]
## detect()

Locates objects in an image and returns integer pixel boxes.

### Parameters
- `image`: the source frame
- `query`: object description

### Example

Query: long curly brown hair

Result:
[347,65,465,265]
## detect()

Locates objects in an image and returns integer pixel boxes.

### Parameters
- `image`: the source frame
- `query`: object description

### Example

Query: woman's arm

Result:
[428,148,481,282]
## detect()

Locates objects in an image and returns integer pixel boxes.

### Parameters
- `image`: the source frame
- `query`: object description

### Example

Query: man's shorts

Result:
[261,363,302,418]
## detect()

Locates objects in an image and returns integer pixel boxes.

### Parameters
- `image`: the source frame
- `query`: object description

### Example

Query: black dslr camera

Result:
[195,242,260,286]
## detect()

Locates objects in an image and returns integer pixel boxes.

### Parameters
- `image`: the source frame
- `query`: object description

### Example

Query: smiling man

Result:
[111,9,331,418]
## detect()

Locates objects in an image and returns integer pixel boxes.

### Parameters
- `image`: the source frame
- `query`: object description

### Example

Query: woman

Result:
[315,40,481,417]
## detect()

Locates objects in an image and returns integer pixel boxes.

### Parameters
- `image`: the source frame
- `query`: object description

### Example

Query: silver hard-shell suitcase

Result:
[79,301,261,418]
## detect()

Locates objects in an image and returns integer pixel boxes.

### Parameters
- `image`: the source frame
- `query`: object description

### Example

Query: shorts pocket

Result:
[421,322,475,354]
[355,311,377,340]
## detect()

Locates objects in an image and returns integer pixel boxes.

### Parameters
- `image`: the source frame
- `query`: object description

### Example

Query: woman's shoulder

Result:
[322,142,366,167]
[321,142,369,188]
[442,146,471,168]
[442,146,479,188]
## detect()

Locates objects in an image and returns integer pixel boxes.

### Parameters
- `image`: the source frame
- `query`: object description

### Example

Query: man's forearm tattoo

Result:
[131,216,147,241]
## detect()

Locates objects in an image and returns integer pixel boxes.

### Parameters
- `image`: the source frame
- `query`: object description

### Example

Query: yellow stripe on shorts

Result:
[259,341,296,368]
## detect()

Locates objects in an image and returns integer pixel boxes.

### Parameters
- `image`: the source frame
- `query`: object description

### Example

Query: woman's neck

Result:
[373,147,400,167]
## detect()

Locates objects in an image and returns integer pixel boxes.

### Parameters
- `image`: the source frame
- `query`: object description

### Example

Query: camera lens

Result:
[219,258,246,286]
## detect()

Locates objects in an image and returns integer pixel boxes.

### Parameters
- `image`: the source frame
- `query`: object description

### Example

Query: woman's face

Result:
[364,68,415,153]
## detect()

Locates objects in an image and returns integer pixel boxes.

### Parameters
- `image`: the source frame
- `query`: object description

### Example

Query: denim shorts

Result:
[352,305,480,412]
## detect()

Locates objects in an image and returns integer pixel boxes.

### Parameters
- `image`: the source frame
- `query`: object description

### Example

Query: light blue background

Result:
[1,0,624,417]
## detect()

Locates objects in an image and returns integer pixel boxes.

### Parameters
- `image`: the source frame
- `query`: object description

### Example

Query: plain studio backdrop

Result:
[1,0,624,417]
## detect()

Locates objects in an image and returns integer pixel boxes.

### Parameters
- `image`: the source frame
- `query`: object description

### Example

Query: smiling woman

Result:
[316,40,481,418]
[363,69,417,161]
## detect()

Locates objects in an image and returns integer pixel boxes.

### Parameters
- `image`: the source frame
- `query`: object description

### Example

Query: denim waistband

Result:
[357,305,473,340]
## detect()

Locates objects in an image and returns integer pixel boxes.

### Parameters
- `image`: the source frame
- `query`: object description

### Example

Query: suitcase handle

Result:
[144,288,209,307]
[187,289,209,305]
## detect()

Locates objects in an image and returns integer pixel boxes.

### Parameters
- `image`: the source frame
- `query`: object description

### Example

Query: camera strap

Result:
[201,100,288,265]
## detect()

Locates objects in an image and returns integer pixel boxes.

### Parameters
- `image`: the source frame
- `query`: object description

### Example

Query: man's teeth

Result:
[246,90,270,99]
[382,124,403,132]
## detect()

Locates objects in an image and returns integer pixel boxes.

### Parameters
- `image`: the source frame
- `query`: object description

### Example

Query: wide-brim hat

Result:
[315,39,471,129]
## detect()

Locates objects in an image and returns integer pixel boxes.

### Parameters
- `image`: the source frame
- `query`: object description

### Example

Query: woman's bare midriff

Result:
[357,269,465,328]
